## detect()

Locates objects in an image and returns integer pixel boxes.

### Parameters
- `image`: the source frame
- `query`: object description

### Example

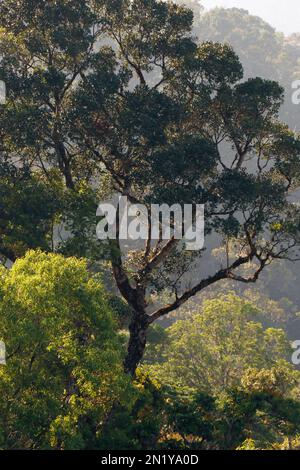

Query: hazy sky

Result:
[202,0,300,35]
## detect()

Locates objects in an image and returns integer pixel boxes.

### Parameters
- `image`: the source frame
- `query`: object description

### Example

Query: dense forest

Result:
[1,0,300,451]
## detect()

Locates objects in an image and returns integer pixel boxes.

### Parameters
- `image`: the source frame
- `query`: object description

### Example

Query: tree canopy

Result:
[1,0,300,376]
[148,294,295,393]
[0,0,300,451]
[0,251,131,449]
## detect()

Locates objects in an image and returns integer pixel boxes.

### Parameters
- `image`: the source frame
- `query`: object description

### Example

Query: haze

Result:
[202,0,300,35]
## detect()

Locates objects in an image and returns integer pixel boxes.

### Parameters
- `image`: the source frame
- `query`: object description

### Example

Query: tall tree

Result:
[1,0,300,375]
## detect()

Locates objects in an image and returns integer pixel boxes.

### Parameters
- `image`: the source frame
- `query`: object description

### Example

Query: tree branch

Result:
[148,253,253,323]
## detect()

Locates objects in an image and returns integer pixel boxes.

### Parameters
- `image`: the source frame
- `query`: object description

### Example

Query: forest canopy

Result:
[0,0,300,451]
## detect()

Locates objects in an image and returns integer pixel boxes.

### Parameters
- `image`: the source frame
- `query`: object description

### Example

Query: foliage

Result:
[0,0,300,451]
[146,294,294,393]
[0,167,62,261]
[194,6,300,130]
[1,0,300,375]
[0,251,131,449]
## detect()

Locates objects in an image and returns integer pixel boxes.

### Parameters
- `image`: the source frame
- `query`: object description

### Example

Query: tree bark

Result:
[124,313,149,377]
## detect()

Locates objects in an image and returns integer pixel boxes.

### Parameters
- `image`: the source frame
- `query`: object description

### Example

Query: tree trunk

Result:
[124,313,149,377]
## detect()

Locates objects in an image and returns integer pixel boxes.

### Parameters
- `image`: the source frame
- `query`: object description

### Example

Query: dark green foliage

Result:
[0,168,61,260]
[0,0,300,450]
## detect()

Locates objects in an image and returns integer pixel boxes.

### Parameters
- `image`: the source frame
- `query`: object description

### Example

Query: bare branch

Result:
[148,253,253,323]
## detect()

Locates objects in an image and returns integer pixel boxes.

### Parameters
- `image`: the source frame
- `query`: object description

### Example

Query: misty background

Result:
[202,0,300,35]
